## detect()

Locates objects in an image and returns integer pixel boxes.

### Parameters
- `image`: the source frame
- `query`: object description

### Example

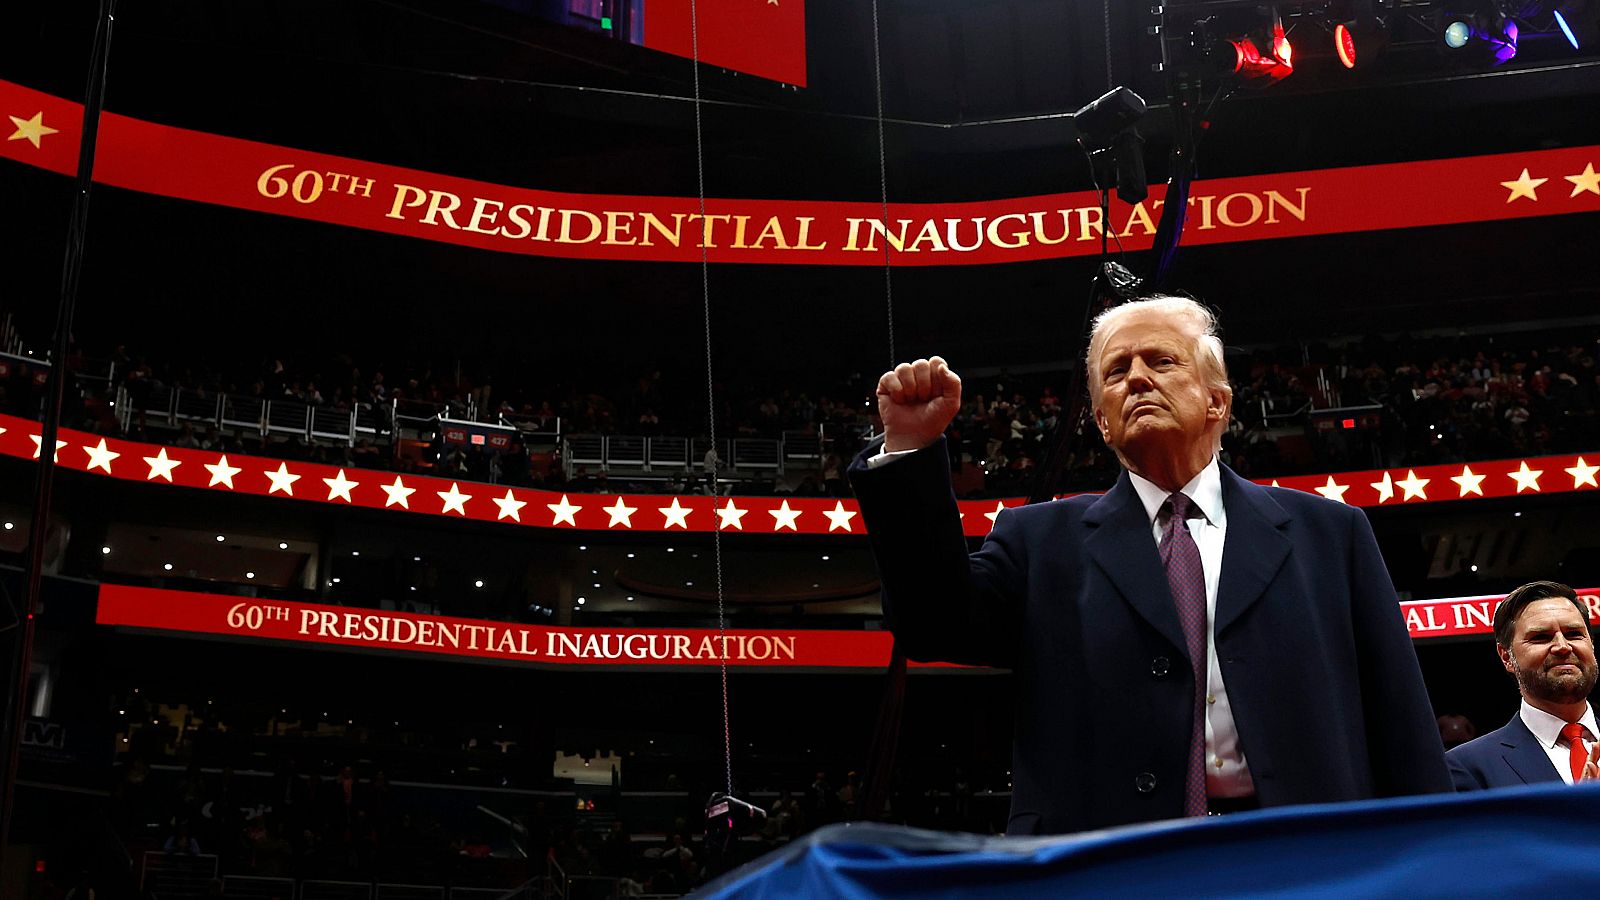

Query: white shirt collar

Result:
[1520,698,1598,748]
[1127,457,1226,528]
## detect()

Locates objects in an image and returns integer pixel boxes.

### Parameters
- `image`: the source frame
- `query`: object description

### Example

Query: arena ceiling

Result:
[3,0,1598,379]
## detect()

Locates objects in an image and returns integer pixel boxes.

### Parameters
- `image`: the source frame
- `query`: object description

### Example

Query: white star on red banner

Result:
[546,494,580,526]
[143,448,181,481]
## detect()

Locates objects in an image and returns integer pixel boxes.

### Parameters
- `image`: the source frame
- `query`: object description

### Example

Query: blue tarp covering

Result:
[697,782,1600,898]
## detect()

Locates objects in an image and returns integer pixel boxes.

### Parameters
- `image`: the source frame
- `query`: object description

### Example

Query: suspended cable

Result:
[685,0,734,804]
[870,0,896,364]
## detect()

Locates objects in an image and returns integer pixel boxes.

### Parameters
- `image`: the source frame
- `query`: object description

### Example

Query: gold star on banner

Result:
[984,501,1009,524]
[83,438,120,473]
[769,500,802,532]
[717,500,748,531]
[1501,168,1548,202]
[322,468,359,502]
[1397,469,1430,501]
[1450,465,1486,497]
[380,476,415,508]
[1314,476,1350,503]
[546,493,580,526]
[1508,461,1543,493]
[143,448,181,482]
[603,497,637,528]
[1567,163,1600,197]
[493,489,527,522]
[30,434,66,461]
[659,498,692,529]
[823,501,858,532]
[265,463,300,496]
[7,112,59,149]
[438,482,473,516]
[1567,457,1600,489]
[1370,471,1396,503]
[205,455,242,488]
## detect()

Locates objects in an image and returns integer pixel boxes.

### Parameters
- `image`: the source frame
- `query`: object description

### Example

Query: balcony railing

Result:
[559,430,852,479]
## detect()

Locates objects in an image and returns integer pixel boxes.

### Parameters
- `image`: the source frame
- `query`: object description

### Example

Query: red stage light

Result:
[1335,24,1357,68]
[1274,21,1294,67]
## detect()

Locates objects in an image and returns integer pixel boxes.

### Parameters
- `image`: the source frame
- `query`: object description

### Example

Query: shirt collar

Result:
[1520,698,1598,748]
[1127,457,1225,528]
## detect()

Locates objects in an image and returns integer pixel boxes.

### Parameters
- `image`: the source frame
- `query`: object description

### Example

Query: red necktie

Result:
[1562,722,1588,783]
[1160,492,1209,817]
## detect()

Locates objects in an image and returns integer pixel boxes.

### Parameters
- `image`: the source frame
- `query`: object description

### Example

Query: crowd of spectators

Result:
[4,327,1597,498]
[95,688,1012,898]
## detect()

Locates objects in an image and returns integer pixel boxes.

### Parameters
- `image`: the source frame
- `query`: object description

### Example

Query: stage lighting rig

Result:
[1334,0,1391,69]
[1549,0,1598,47]
[1181,6,1295,84]
[1439,5,1520,63]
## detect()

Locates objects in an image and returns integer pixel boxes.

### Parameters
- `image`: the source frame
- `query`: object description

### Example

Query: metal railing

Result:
[215,877,537,900]
[375,884,446,900]
[222,875,297,899]
[301,880,375,900]
[561,433,815,479]
[114,383,520,450]
[140,850,221,896]
[544,856,567,900]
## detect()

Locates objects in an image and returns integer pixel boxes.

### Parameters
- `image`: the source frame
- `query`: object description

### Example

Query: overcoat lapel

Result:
[1083,473,1189,657]
[1214,469,1292,637]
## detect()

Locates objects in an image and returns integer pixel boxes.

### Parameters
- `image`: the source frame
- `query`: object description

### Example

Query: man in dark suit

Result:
[849,294,1450,835]
[1448,581,1600,790]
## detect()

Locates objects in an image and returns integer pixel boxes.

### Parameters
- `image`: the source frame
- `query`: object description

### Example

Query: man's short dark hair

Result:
[1492,581,1588,646]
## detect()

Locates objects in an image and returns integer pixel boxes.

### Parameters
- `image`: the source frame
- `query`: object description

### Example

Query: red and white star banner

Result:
[4,412,1597,536]
[4,78,1598,267]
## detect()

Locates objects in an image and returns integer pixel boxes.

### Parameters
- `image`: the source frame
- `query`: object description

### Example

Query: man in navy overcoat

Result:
[849,295,1450,835]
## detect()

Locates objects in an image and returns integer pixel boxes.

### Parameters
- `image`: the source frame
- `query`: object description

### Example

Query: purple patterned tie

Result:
[1160,492,1209,818]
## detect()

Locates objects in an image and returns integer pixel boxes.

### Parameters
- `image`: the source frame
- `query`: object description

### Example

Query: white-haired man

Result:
[848,295,1450,835]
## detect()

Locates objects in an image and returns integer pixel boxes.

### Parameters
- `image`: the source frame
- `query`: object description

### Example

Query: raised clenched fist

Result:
[876,356,963,453]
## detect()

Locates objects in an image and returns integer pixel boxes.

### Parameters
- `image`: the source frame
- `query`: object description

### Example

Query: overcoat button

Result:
[1151,657,1171,677]
[1135,772,1158,793]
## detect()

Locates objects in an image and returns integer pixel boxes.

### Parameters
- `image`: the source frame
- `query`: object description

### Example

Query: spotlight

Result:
[1441,11,1518,63]
[1556,7,1579,45]
[1553,0,1598,48]
[1192,8,1294,84]
[1334,7,1389,70]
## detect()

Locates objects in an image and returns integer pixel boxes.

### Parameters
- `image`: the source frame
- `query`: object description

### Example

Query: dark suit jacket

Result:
[849,437,1451,835]
[1447,714,1563,790]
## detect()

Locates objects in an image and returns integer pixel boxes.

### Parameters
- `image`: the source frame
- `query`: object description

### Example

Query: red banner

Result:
[4,78,1598,266]
[94,584,934,670]
[643,0,807,86]
[95,584,1595,673]
[3,413,1599,535]
[1402,588,1600,640]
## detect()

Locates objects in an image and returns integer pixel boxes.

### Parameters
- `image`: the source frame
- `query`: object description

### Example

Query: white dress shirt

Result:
[1126,458,1254,798]
[869,448,1254,797]
[1519,699,1598,784]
